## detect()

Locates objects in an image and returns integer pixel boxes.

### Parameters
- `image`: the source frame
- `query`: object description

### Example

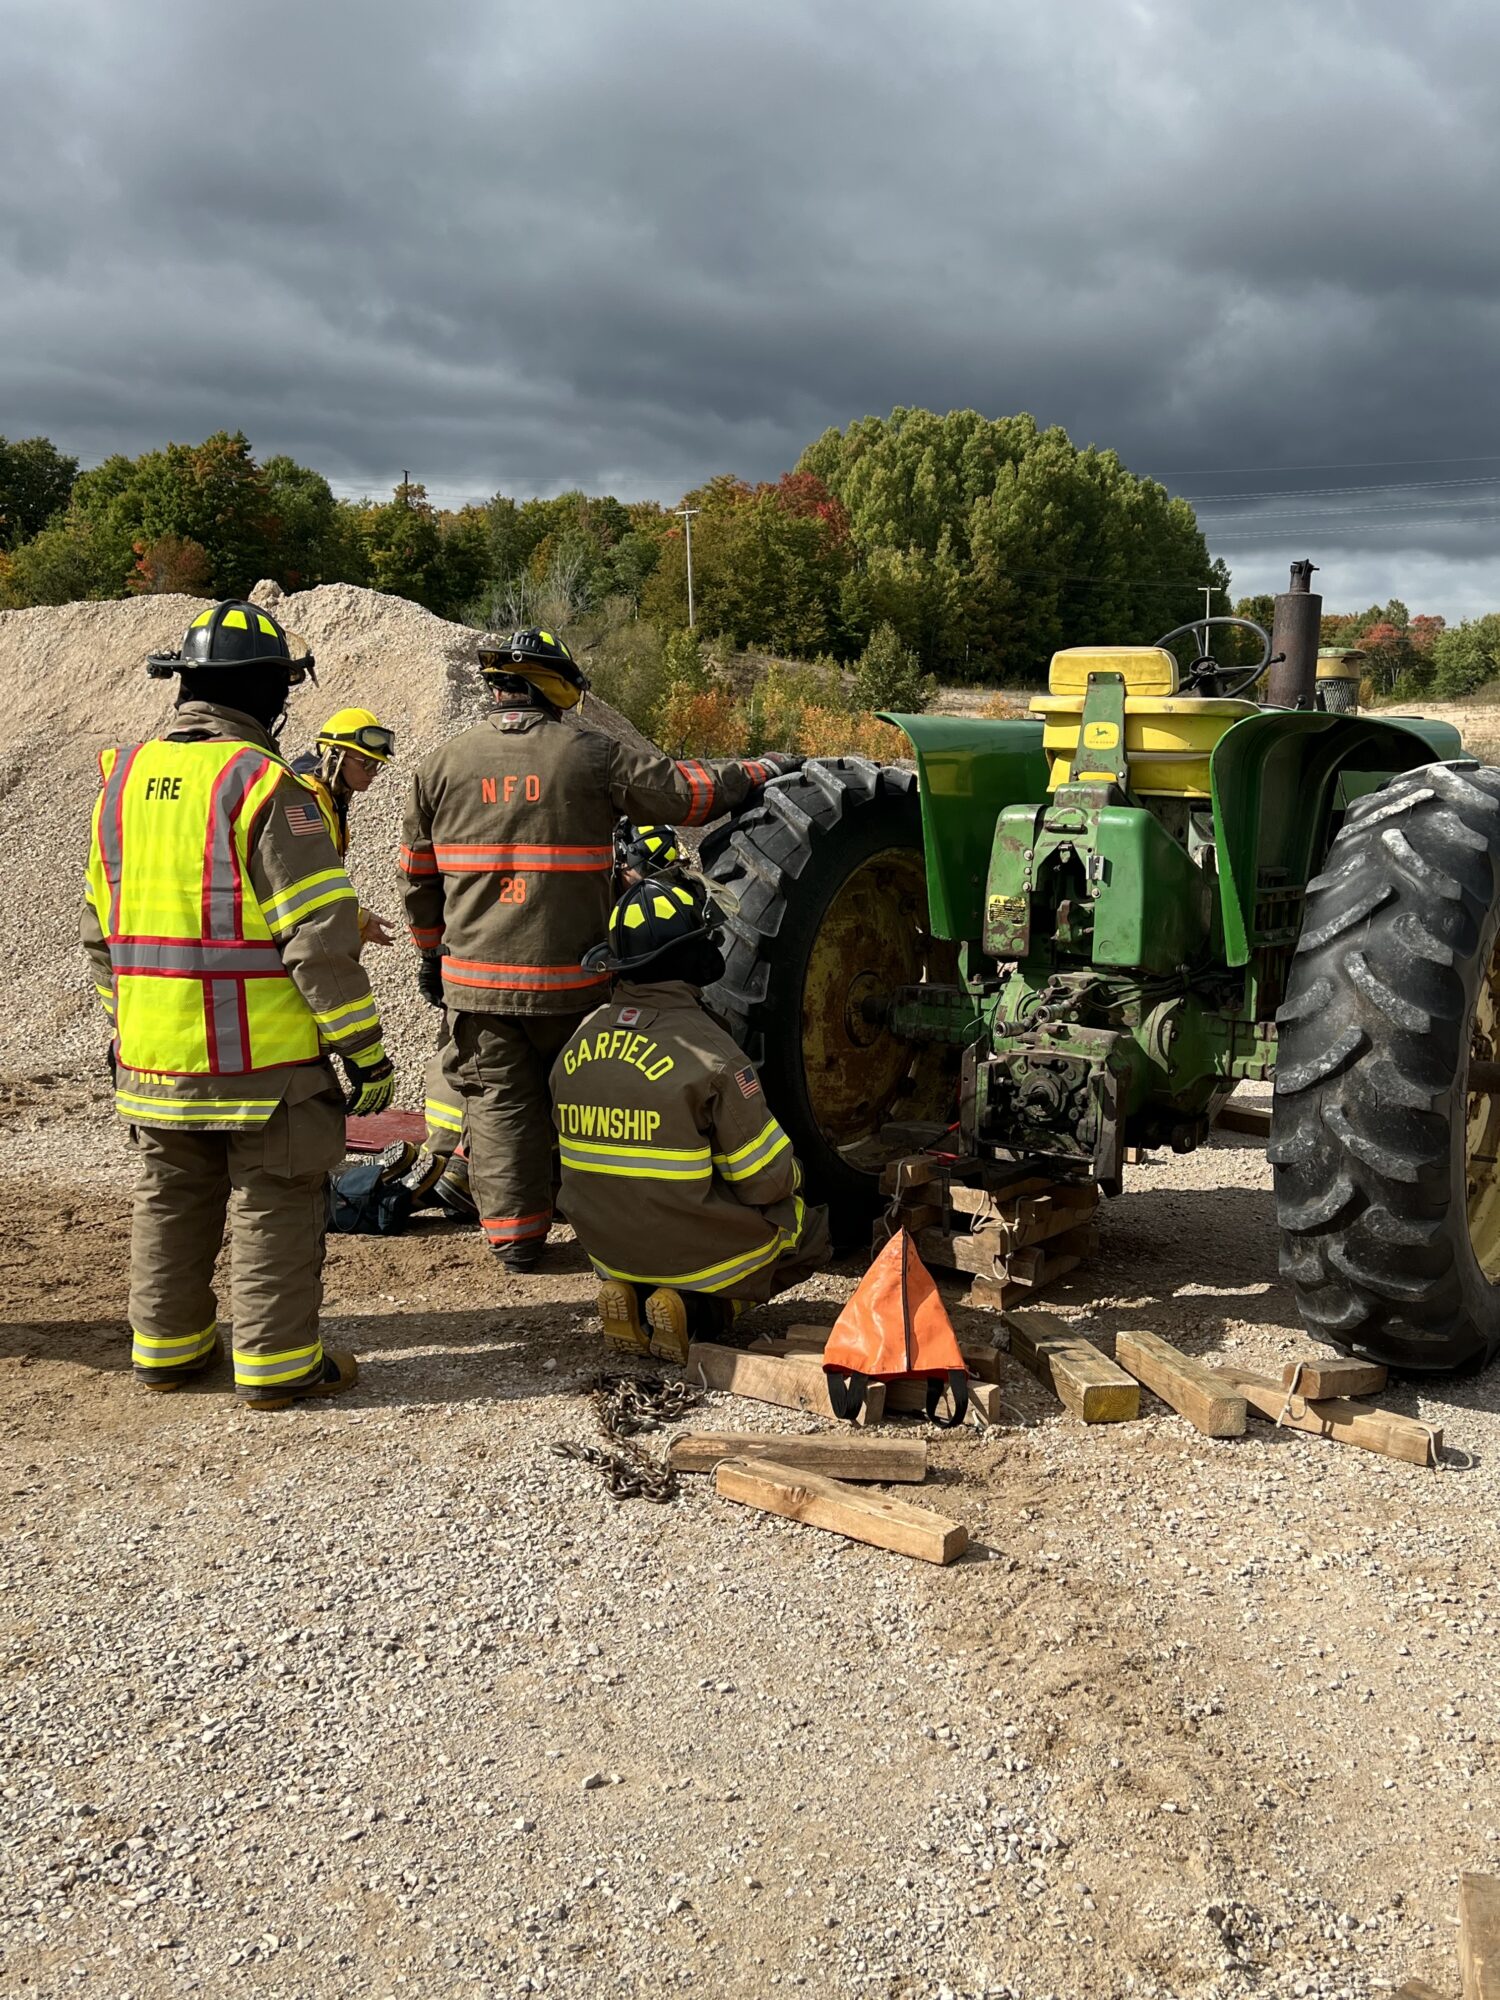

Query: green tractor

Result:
[702,602,1500,1372]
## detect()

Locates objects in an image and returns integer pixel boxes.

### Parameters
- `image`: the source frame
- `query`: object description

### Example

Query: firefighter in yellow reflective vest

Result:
[81,600,395,1409]
[291,708,397,950]
[551,880,831,1362]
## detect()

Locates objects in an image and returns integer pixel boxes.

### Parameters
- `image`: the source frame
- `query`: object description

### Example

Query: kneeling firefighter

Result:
[291,707,397,949]
[81,600,395,1410]
[551,879,831,1362]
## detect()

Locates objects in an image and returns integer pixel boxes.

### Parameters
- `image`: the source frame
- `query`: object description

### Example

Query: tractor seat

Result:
[1030,647,1258,797]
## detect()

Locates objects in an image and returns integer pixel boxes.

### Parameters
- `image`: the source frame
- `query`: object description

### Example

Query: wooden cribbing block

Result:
[1461,1871,1500,1998]
[687,1344,886,1426]
[715,1458,967,1564]
[1003,1312,1139,1423]
[1396,1980,1453,2000]
[668,1432,928,1482]
[882,1377,1002,1422]
[1216,1101,1273,1139]
[1115,1329,1247,1438]
[1280,1356,1388,1400]
[1218,1368,1440,1467]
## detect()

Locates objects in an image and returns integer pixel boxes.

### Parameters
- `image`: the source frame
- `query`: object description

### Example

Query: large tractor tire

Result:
[700,757,960,1242]
[1272,759,1500,1371]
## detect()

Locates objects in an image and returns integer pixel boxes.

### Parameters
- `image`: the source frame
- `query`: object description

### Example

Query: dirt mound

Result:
[0,585,655,1093]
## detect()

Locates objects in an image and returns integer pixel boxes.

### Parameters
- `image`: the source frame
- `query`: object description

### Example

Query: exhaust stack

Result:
[1267,559,1322,709]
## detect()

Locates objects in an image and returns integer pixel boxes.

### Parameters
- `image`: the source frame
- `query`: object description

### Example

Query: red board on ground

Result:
[345,1109,427,1152]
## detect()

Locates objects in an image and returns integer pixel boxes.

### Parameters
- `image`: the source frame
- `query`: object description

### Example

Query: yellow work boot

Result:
[380,1141,448,1205]
[643,1288,691,1366]
[433,1153,477,1221]
[597,1282,651,1355]
[139,1332,224,1392]
[243,1348,359,1412]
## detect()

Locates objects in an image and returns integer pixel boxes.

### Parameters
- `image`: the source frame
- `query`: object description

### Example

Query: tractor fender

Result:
[1208,711,1463,965]
[879,712,1049,943]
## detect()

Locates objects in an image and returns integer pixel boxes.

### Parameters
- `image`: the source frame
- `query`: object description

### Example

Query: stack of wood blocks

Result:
[874,1154,1100,1308]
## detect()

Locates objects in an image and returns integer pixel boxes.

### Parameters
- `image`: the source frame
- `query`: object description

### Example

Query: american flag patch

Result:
[734,1064,760,1099]
[285,800,324,837]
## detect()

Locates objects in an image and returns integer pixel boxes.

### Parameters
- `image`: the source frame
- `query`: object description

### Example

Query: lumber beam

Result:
[686,1343,885,1426]
[881,1377,1003,1423]
[1217,1367,1440,1467]
[715,1458,967,1564]
[1216,1100,1273,1139]
[1115,1328,1247,1438]
[668,1432,927,1482]
[1003,1312,1140,1423]
[1279,1356,1388,1400]
[1396,1980,1454,2000]
[1462,1871,1500,1999]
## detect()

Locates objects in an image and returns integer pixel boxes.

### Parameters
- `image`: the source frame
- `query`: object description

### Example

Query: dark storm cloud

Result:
[3,0,1499,610]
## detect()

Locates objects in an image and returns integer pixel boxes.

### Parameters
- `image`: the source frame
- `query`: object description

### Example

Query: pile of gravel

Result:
[0,584,656,1099]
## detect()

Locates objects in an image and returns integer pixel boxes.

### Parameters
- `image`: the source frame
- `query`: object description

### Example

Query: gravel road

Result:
[2,1081,1497,2000]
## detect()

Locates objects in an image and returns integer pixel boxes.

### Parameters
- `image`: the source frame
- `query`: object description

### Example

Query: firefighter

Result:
[291,707,397,948]
[552,878,830,1362]
[81,600,395,1409]
[615,821,685,888]
[399,626,798,1271]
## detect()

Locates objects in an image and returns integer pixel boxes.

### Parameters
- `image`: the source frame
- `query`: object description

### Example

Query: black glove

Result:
[105,1043,117,1085]
[417,955,446,1007]
[338,1048,396,1118]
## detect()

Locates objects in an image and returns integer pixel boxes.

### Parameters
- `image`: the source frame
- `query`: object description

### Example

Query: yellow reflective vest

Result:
[87,738,327,1078]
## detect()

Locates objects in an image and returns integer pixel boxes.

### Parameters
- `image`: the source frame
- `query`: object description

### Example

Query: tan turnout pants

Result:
[444,1011,585,1254]
[127,1077,346,1396]
[423,1017,466,1156]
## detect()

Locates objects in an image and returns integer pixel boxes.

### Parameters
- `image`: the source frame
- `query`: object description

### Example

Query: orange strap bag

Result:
[822,1228,969,1426]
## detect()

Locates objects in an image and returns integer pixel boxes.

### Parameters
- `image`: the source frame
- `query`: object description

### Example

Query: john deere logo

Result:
[1083,721,1120,750]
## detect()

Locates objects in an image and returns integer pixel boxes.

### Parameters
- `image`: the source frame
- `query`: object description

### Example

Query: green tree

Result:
[851,621,937,712]
[1431,615,1500,700]
[0,435,78,547]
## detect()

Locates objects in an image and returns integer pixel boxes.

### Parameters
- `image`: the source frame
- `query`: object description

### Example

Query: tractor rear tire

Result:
[700,757,959,1243]
[1272,759,1500,1371]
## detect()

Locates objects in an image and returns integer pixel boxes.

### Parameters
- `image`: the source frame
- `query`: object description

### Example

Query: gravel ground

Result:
[2,1081,1497,2000]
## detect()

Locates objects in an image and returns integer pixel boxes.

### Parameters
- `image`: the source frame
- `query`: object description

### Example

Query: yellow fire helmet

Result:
[316,708,395,763]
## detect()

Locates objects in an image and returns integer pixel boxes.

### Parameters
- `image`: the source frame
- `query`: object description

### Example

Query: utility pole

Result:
[675,505,701,628]
[402,471,411,507]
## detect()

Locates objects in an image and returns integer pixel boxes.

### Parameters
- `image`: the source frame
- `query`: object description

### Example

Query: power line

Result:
[1187,474,1500,505]
[1159,450,1500,478]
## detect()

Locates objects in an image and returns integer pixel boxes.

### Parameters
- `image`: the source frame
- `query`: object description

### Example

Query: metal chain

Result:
[551,1371,703,1503]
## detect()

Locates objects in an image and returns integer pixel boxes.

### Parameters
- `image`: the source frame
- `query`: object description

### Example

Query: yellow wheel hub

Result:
[799,847,957,1154]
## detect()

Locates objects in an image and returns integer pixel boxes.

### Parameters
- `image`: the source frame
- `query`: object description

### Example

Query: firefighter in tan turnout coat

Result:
[552,879,830,1361]
[399,627,796,1269]
[81,601,395,1408]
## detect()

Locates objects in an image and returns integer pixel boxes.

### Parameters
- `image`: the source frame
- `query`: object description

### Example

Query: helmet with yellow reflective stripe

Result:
[316,707,395,763]
[147,600,317,683]
[618,822,682,878]
[475,625,588,709]
[583,877,718,975]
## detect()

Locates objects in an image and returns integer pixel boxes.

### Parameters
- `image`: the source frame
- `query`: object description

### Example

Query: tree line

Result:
[8,416,1492,701]
[0,412,1225,687]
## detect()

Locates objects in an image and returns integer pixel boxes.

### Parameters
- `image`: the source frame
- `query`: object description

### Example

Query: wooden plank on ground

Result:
[1280,1356,1388,1400]
[715,1458,967,1564]
[668,1431,927,1482]
[1002,1312,1139,1423]
[686,1344,886,1427]
[1217,1367,1440,1467]
[1216,1100,1273,1139]
[1116,1328,1248,1438]
[1396,1980,1454,2000]
[882,1377,1002,1423]
[1461,1871,1500,1999]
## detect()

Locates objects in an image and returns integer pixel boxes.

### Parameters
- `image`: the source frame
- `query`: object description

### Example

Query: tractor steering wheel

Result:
[1153,616,1276,699]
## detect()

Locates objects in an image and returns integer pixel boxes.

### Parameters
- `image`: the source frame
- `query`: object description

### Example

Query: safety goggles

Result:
[325,724,395,761]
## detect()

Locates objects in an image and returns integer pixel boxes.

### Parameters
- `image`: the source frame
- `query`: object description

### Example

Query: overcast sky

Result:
[3,0,1499,615]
